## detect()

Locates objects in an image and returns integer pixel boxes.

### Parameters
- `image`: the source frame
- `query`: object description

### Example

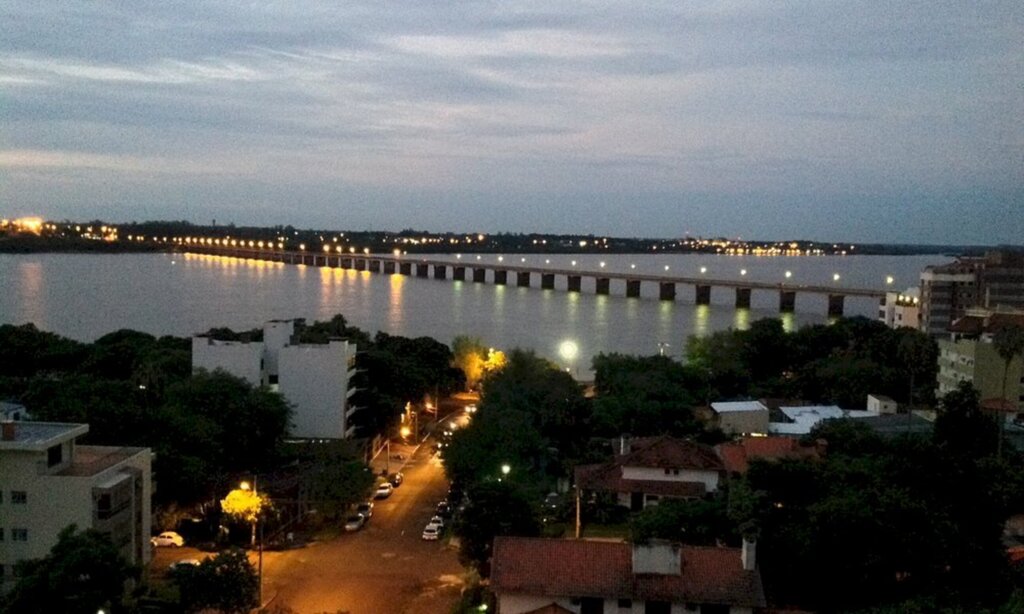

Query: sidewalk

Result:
[369,439,420,477]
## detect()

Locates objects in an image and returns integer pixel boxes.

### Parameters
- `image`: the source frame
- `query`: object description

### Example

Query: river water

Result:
[0,252,947,376]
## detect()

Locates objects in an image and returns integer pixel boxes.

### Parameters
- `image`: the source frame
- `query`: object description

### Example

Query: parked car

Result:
[436,502,452,517]
[429,515,445,529]
[344,515,366,532]
[374,482,394,499]
[151,531,184,548]
[168,558,200,572]
[356,502,374,519]
[388,472,404,487]
[421,524,441,541]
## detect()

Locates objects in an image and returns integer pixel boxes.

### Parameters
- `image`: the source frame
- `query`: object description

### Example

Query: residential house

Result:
[715,436,824,474]
[491,537,766,614]
[576,436,725,512]
[708,402,769,436]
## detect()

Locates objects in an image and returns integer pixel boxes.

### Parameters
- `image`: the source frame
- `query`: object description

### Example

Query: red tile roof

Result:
[492,537,766,608]
[616,435,725,471]
[576,462,706,498]
[715,436,823,474]
[521,604,575,614]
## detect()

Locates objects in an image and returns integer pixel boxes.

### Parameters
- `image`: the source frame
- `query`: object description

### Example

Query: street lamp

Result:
[559,340,579,378]
[501,464,511,476]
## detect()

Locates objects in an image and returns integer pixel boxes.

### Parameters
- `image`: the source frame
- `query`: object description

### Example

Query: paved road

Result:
[154,437,465,613]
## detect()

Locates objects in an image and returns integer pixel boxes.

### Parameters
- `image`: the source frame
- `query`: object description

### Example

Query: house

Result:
[491,537,766,614]
[768,406,879,436]
[0,421,152,593]
[715,436,824,474]
[0,402,30,422]
[192,319,360,439]
[866,395,898,415]
[576,436,724,512]
[709,402,769,436]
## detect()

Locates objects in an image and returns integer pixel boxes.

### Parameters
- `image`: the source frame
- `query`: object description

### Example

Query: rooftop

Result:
[576,462,707,498]
[617,435,725,471]
[0,421,88,451]
[716,436,824,474]
[710,401,768,414]
[58,445,149,477]
[491,537,766,608]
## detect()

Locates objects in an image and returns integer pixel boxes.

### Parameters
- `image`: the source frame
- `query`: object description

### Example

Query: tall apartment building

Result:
[936,309,1024,417]
[0,421,153,593]
[919,251,1024,336]
[192,320,360,439]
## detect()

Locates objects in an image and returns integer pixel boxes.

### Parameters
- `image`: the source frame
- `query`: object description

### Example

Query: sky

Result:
[1,1,1022,244]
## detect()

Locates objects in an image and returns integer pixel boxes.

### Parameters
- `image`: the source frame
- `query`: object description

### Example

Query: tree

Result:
[172,549,258,614]
[630,498,731,545]
[934,382,998,458]
[455,481,541,574]
[300,450,375,520]
[992,324,1024,457]
[897,330,938,411]
[452,335,487,390]
[221,487,272,546]
[1,525,136,614]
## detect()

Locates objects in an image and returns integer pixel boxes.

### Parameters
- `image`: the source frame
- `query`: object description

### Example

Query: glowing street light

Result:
[886,275,894,285]
[571,260,577,266]
[740,269,747,276]
[501,464,511,476]
[700,266,707,274]
[785,270,792,279]
[559,339,579,362]
[497,256,504,262]
[833,273,841,282]
[664,265,670,271]
[599,261,606,268]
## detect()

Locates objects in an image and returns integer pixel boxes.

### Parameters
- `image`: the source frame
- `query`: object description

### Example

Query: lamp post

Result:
[239,480,263,607]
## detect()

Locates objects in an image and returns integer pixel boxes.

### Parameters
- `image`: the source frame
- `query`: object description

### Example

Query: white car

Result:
[374,482,394,499]
[344,515,366,532]
[429,515,445,529]
[151,531,184,547]
[421,524,440,541]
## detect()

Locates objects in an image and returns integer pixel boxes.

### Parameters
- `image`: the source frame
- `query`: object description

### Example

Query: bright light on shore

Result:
[559,340,579,362]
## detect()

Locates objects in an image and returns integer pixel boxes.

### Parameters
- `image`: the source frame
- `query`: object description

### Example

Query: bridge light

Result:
[700,267,707,274]
[571,260,577,266]
[599,262,606,268]
[664,265,670,271]
[785,270,792,279]
[833,273,841,281]
[631,264,636,269]
[497,256,504,262]
[740,269,747,276]
[886,275,894,285]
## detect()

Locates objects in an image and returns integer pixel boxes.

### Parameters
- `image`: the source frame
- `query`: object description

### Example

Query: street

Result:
[154,436,466,613]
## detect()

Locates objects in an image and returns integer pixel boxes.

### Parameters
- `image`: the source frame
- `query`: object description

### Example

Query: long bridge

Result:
[181,244,886,316]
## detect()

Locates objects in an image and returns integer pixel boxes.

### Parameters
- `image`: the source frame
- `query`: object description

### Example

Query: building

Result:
[715,436,824,474]
[919,251,1024,337]
[192,319,360,439]
[0,421,152,593]
[936,309,1024,416]
[0,402,30,422]
[576,436,724,512]
[866,394,898,415]
[768,405,880,436]
[491,537,766,614]
[878,287,920,329]
[708,401,769,436]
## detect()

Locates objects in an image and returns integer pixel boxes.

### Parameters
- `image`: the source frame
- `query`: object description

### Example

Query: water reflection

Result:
[734,308,750,330]
[692,305,710,338]
[388,273,405,329]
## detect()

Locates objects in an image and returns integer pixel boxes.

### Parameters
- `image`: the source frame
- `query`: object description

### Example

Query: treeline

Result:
[0,315,462,506]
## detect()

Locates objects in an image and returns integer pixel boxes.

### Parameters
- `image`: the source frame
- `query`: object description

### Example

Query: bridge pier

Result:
[453,266,466,281]
[779,290,796,313]
[626,280,641,298]
[369,259,382,273]
[341,257,353,269]
[828,294,845,317]
[541,273,555,289]
[567,275,582,292]
[383,261,396,274]
[433,265,447,280]
[355,258,367,271]
[595,278,610,295]
[416,263,429,278]
[473,268,486,283]
[695,285,711,305]
[735,288,751,308]
[399,262,411,275]
[494,270,508,285]
[517,272,531,287]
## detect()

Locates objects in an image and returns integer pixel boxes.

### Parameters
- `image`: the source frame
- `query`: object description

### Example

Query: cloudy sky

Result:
[2,2,1021,243]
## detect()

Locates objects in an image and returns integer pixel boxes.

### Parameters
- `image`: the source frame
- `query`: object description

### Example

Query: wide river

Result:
[1,252,948,376]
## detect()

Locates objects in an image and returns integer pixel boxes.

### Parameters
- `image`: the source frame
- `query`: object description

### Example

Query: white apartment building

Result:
[0,421,153,593]
[192,320,360,439]
[878,287,921,329]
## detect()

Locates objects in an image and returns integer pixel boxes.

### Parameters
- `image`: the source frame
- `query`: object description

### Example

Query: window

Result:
[47,444,63,467]
[11,529,27,542]
[11,491,26,505]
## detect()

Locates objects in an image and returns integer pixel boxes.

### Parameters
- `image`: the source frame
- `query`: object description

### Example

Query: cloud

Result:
[1,1,1022,242]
